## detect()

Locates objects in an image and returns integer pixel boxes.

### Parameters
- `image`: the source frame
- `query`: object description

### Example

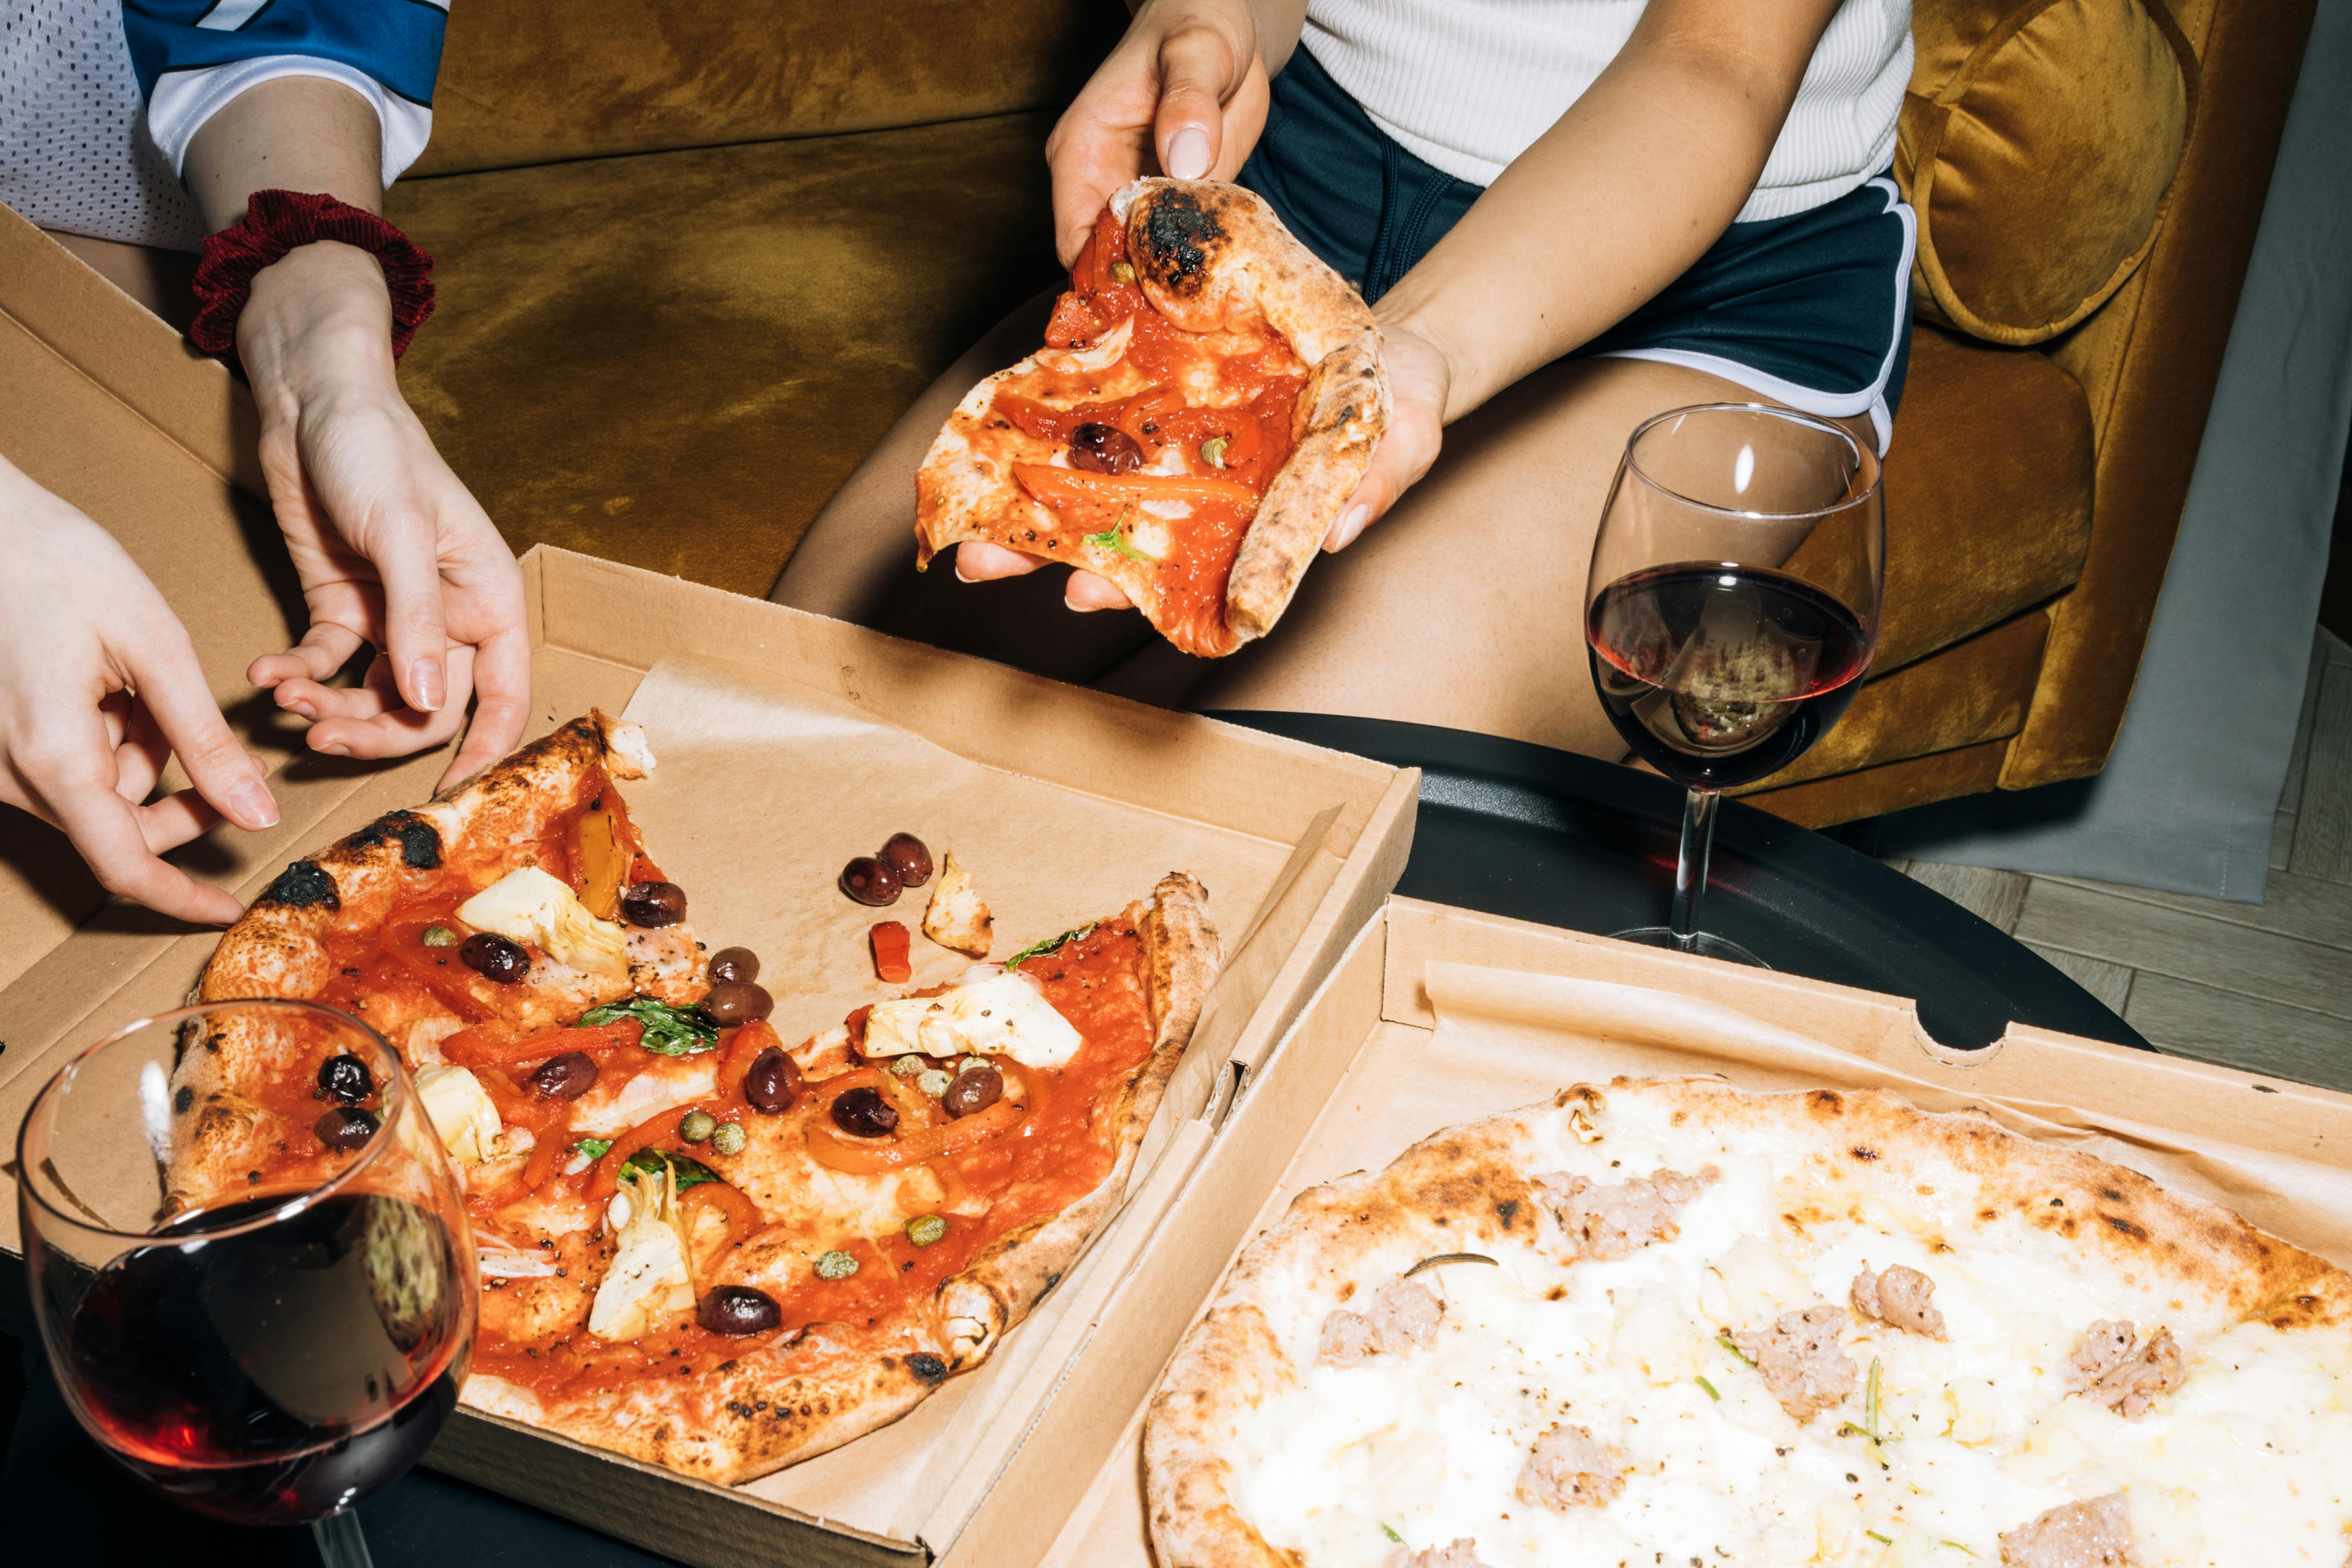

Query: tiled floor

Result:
[1889,629,2352,1092]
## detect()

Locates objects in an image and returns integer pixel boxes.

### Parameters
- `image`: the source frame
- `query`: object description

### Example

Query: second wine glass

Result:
[18,999,476,1566]
[1584,403,1886,966]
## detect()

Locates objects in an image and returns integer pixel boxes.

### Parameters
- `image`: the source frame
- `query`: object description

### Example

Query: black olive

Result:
[315,1053,373,1104]
[708,946,760,984]
[459,931,530,984]
[620,880,687,927]
[840,855,902,906]
[702,981,774,1026]
[879,833,934,887]
[314,1106,379,1152]
[743,1047,800,1113]
[943,1064,1005,1119]
[530,1051,599,1100]
[698,1285,783,1337]
[1069,423,1145,474]
[830,1087,899,1138]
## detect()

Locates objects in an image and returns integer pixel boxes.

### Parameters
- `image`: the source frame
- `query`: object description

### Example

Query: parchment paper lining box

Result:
[0,205,1414,1566]
[1022,898,2352,1568]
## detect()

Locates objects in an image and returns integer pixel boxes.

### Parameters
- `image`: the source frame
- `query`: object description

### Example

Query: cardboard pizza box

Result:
[0,205,1418,1565]
[1014,897,2352,1568]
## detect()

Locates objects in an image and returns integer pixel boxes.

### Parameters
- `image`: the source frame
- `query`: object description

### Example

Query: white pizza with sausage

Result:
[1144,1077,2352,1567]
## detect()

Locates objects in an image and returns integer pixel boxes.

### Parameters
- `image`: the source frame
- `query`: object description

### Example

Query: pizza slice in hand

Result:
[916,178,1389,657]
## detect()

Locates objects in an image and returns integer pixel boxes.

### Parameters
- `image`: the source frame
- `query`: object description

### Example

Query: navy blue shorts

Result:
[1238,45,1917,450]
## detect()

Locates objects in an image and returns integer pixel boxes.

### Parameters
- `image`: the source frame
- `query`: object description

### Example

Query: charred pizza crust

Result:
[467,871,1221,1483]
[173,712,653,1209]
[1142,1077,2352,1568]
[916,178,1388,652]
[187,717,1224,1489]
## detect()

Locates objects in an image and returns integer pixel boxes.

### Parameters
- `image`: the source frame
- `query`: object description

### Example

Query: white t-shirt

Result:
[1301,0,1914,223]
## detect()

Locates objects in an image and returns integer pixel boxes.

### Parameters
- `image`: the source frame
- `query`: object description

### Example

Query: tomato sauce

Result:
[991,205,1308,655]
[465,923,1158,1404]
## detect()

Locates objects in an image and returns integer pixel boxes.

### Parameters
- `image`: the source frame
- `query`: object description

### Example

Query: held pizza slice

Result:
[917,177,1388,657]
[183,713,1223,1484]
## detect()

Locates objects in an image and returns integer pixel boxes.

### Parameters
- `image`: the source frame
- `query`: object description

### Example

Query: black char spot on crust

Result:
[350,810,444,869]
[906,1353,948,1385]
[259,860,339,911]
[1140,188,1228,298]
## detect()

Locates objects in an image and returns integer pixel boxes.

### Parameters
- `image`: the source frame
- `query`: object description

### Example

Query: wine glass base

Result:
[1608,927,1772,968]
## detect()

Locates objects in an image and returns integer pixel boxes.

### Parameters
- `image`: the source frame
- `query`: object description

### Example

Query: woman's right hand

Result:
[0,458,277,925]
[1044,0,1294,265]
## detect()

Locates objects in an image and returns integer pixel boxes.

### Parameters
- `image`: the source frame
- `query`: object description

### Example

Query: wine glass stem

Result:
[1669,786,1721,952]
[314,1510,377,1568]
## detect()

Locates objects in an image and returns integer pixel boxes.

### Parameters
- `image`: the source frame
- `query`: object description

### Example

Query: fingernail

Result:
[1327,505,1370,553]
[318,742,349,757]
[228,779,279,829]
[409,657,444,713]
[1166,128,1211,180]
[954,560,976,584]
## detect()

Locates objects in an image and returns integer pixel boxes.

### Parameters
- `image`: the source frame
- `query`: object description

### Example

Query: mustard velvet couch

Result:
[384,0,2315,828]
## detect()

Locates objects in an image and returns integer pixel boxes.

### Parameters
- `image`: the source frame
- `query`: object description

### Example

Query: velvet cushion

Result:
[1872,325,2095,672]
[412,1,1114,178]
[1900,0,2194,345]
[384,116,1061,597]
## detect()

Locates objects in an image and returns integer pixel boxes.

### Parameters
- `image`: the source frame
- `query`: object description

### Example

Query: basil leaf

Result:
[580,996,720,1055]
[620,1149,718,1189]
[574,1137,613,1160]
[1006,923,1097,970]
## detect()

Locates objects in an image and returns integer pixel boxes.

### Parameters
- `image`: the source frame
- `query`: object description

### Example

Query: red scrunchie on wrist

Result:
[191,188,436,364]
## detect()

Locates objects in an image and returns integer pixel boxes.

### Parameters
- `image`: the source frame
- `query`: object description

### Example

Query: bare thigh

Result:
[1104,356,1875,757]
[769,290,1160,684]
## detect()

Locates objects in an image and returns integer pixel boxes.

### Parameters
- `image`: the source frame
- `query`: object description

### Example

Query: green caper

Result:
[889,1055,924,1078]
[710,1121,747,1156]
[815,1250,859,1279]
[680,1109,717,1144]
[421,924,459,948]
[916,1069,951,1098]
[906,1214,948,1247]
[1200,436,1229,469]
[1109,260,1136,284]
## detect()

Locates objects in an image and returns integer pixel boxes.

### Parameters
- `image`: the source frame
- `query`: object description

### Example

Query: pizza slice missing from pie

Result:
[180,713,1223,1485]
[916,178,1388,657]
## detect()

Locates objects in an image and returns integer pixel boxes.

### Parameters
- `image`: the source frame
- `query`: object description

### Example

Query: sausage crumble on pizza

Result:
[180,712,1219,1483]
[1144,1077,2352,1567]
[916,177,1389,656]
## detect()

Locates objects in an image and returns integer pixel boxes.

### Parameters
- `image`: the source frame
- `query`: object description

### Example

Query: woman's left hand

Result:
[955,314,1455,604]
[234,241,529,789]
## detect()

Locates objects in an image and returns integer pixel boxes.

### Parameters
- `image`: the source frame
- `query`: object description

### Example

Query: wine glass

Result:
[18,1000,476,1567]
[1584,403,1886,966]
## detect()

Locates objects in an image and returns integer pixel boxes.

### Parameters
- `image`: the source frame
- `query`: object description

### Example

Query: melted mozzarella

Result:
[1229,1114,2352,1567]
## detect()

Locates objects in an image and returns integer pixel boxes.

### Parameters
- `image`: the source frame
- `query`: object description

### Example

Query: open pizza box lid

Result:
[1018,897,2352,1567]
[0,205,1419,1563]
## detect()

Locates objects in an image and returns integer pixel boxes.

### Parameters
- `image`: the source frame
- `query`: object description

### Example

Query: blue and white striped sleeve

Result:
[119,1,449,188]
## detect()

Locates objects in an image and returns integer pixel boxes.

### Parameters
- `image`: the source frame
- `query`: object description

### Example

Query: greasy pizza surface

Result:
[917,178,1386,657]
[1144,1078,2352,1568]
[187,714,1219,1483]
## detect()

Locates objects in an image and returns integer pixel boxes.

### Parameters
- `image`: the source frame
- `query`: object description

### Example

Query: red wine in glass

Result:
[61,1190,469,1525]
[1583,403,1885,964]
[21,1000,477,1566]
[1588,562,1872,791]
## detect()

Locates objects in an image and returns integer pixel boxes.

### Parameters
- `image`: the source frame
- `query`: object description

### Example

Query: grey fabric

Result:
[1871,0,2352,903]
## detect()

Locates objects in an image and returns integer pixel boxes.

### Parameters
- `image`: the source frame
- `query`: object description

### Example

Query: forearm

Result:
[183,74,386,230]
[1378,12,1829,423]
[181,78,397,411]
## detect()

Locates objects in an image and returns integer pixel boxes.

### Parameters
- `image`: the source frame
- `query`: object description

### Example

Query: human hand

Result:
[235,241,529,790]
[1044,0,1279,266]
[0,459,277,924]
[955,317,1456,606]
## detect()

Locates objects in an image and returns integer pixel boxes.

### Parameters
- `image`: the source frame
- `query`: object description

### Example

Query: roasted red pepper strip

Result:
[869,920,913,983]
